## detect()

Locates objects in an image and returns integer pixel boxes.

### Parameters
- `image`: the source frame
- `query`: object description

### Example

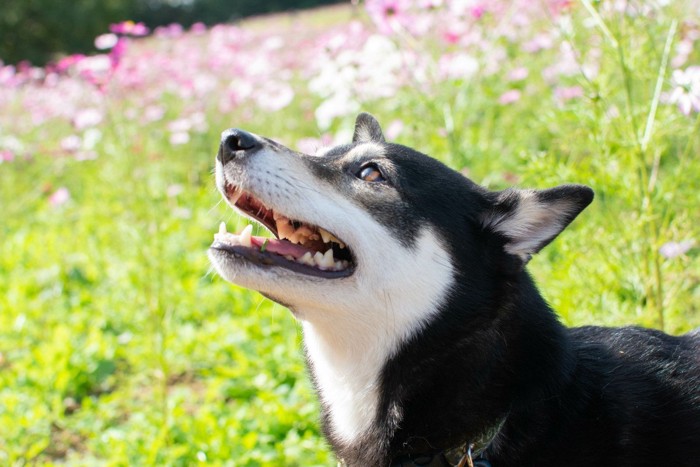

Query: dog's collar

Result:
[389,444,491,467]
[387,418,505,467]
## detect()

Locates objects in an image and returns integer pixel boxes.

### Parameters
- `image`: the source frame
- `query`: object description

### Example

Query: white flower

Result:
[72,108,103,130]
[169,132,190,145]
[94,33,119,50]
[668,67,700,115]
[438,52,478,81]
[254,82,295,112]
[61,135,82,152]
[309,34,408,128]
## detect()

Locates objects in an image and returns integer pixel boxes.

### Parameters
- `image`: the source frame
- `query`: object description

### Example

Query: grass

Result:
[1,1,699,465]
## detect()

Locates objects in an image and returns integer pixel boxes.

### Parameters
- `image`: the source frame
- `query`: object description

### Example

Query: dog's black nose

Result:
[218,129,261,165]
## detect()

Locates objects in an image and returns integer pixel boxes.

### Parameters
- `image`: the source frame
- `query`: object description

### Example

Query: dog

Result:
[208,113,700,466]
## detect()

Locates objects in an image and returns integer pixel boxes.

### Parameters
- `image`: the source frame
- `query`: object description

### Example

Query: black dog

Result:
[209,113,700,466]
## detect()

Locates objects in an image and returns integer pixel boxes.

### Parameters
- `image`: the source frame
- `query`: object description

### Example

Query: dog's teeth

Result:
[214,224,240,245]
[313,251,324,267]
[318,228,345,248]
[319,228,331,243]
[299,252,315,266]
[297,225,313,236]
[319,249,335,269]
[293,226,313,245]
[278,221,294,240]
[273,212,286,221]
[229,187,243,205]
[239,224,253,248]
[328,233,345,248]
[309,233,320,241]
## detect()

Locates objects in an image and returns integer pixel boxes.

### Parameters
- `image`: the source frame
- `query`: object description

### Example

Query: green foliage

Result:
[0,114,332,465]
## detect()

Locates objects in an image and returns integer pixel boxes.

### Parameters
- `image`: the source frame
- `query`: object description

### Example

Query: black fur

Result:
[311,115,700,466]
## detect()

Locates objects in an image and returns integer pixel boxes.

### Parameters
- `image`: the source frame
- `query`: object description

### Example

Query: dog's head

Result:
[208,113,593,331]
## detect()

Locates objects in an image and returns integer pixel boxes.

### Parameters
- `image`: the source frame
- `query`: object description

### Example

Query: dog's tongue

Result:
[251,236,318,258]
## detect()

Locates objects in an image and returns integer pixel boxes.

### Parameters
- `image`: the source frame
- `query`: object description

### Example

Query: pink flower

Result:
[385,120,404,139]
[0,149,14,163]
[418,0,443,9]
[366,0,412,34]
[155,23,184,39]
[110,21,149,36]
[191,22,207,35]
[548,0,574,14]
[442,29,461,44]
[0,64,17,86]
[75,54,112,88]
[54,54,86,74]
[507,67,529,82]
[522,34,553,53]
[660,240,695,259]
[470,4,487,19]
[49,187,70,206]
[554,85,584,102]
[498,89,522,105]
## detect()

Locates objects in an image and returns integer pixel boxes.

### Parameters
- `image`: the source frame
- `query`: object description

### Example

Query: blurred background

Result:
[1,0,341,65]
[1,0,698,465]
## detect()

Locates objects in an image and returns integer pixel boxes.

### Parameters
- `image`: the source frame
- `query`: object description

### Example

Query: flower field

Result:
[1,1,699,465]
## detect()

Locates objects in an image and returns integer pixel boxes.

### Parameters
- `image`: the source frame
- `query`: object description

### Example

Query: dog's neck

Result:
[296,228,458,448]
[300,271,575,466]
[302,316,385,444]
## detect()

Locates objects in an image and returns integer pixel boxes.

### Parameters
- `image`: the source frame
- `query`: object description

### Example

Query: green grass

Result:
[1,2,699,465]
[0,116,330,465]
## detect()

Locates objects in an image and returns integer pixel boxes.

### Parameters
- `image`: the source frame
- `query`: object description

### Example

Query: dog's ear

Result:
[481,185,594,263]
[353,112,385,143]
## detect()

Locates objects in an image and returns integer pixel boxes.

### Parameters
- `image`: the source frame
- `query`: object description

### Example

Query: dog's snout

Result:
[218,129,261,165]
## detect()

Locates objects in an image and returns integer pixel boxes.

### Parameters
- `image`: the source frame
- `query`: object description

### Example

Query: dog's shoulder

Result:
[569,325,699,365]
[568,325,699,387]
[561,325,700,457]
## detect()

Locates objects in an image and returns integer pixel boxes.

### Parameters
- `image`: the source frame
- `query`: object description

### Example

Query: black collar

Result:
[388,417,505,467]
[389,443,492,467]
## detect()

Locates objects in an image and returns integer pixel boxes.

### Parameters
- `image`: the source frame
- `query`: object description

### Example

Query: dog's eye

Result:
[358,164,385,182]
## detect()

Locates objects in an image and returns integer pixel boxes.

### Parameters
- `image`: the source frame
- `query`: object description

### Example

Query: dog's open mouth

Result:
[211,183,355,278]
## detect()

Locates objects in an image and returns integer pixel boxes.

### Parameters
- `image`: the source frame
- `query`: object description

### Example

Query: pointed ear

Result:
[481,185,594,262]
[353,112,385,143]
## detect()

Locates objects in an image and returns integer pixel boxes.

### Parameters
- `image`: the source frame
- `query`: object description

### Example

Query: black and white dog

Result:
[209,113,700,466]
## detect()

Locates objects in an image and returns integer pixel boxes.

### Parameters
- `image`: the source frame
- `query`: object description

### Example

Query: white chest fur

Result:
[300,229,455,443]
